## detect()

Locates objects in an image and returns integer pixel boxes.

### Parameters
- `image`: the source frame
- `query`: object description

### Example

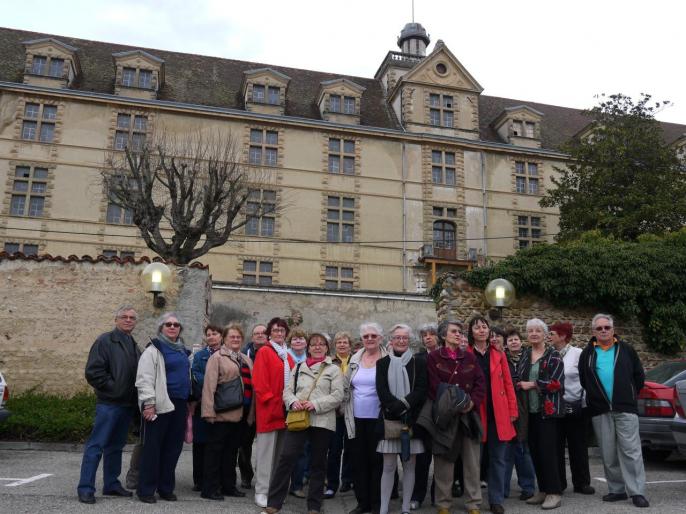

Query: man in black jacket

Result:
[76,305,141,504]
[578,314,649,508]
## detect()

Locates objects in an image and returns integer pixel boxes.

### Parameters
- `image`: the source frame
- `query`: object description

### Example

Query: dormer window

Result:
[513,120,536,138]
[22,38,80,88]
[329,95,356,115]
[492,105,543,148]
[318,79,365,125]
[112,50,164,100]
[242,68,290,115]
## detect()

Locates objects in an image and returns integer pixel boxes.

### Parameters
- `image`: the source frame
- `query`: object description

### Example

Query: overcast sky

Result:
[4,0,685,125]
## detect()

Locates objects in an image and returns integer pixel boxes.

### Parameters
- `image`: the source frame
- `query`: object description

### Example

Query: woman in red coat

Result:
[252,317,295,508]
[467,316,518,514]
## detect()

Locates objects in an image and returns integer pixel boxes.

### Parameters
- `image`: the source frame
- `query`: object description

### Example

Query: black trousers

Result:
[202,420,243,496]
[528,413,562,495]
[352,417,382,512]
[412,449,432,503]
[137,398,186,497]
[267,426,331,512]
[192,442,205,487]
[238,409,255,484]
[557,410,592,489]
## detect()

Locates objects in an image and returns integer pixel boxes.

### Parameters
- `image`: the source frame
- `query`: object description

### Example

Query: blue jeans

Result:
[482,421,509,506]
[77,402,133,495]
[504,440,536,497]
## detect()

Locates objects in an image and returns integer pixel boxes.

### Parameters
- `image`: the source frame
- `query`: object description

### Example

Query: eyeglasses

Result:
[253,331,267,336]
[362,334,379,339]
[164,322,181,328]
[594,326,612,332]
[271,327,287,333]
[392,336,409,341]
[309,341,327,347]
[118,315,137,320]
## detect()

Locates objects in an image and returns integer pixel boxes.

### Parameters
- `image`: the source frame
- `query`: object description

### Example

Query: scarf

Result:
[387,349,413,401]
[507,348,522,365]
[158,333,186,353]
[306,356,325,368]
[270,340,290,387]
[336,353,350,375]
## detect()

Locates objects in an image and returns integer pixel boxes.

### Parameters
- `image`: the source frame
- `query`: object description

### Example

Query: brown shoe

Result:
[261,508,279,514]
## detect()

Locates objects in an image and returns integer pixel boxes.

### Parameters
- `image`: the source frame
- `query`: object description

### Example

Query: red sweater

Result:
[252,345,295,433]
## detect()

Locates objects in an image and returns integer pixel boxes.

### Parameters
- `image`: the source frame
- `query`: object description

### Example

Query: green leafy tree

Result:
[541,93,686,241]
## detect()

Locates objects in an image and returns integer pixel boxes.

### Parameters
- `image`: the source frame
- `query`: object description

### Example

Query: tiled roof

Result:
[0,251,208,269]
[1,27,684,151]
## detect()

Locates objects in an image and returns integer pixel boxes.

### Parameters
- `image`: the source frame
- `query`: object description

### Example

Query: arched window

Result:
[433,220,455,249]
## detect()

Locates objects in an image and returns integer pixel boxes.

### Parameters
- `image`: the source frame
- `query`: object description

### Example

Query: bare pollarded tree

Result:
[103,129,276,264]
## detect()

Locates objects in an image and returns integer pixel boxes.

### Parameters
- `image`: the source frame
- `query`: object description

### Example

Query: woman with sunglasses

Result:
[135,312,191,504]
[343,322,388,514]
[263,332,344,514]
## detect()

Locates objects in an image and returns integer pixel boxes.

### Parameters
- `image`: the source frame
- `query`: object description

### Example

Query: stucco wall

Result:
[0,256,210,394]
[211,285,437,342]
[437,273,679,368]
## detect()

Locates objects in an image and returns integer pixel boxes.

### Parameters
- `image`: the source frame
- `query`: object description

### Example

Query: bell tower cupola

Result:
[397,22,430,56]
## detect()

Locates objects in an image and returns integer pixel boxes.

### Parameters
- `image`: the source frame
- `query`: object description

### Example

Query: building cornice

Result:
[0,81,569,159]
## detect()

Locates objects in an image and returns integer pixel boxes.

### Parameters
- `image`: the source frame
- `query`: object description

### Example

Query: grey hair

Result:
[389,323,414,341]
[526,318,549,335]
[115,305,137,319]
[418,323,438,338]
[359,321,384,338]
[157,311,184,333]
[592,313,614,329]
[437,319,464,343]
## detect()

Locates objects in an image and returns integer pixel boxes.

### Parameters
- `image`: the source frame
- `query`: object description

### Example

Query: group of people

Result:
[76,305,651,514]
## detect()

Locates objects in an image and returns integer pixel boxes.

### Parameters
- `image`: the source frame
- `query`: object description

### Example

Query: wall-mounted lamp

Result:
[484,278,515,320]
[141,262,172,308]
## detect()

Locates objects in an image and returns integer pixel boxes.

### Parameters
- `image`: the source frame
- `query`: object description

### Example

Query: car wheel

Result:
[643,448,671,461]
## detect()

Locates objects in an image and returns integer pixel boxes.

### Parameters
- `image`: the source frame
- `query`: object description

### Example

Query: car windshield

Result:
[645,361,686,384]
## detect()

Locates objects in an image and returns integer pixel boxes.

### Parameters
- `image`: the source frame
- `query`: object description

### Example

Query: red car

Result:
[638,360,686,460]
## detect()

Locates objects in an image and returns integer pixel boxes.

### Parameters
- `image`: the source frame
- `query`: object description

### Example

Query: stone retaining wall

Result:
[437,273,680,368]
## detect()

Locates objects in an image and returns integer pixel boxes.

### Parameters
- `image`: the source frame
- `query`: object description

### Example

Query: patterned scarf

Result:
[270,340,290,387]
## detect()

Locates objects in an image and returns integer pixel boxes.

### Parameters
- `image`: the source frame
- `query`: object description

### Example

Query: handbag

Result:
[213,354,244,413]
[384,419,404,439]
[286,363,327,432]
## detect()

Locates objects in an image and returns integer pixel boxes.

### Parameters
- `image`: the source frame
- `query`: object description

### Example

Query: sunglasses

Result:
[594,326,612,331]
[362,334,379,339]
[164,322,181,328]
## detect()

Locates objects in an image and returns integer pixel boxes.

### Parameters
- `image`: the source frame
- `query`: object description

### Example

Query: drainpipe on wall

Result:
[480,151,488,257]
[401,142,408,292]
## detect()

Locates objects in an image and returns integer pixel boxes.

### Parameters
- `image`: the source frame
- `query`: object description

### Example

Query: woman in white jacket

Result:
[135,312,191,504]
[262,332,344,514]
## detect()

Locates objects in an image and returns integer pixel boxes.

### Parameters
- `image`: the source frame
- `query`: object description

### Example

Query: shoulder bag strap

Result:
[305,363,327,401]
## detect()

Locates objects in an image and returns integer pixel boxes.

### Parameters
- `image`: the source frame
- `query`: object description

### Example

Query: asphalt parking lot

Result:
[0,444,684,513]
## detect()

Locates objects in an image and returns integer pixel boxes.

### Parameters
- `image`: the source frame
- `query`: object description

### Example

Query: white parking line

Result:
[1,474,53,487]
[594,477,686,485]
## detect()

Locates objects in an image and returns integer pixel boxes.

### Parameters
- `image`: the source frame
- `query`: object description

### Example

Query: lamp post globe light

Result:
[141,262,172,308]
[484,278,515,319]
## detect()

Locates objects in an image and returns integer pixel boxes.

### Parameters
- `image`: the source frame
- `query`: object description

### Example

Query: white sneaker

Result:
[410,500,421,510]
[255,493,268,508]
